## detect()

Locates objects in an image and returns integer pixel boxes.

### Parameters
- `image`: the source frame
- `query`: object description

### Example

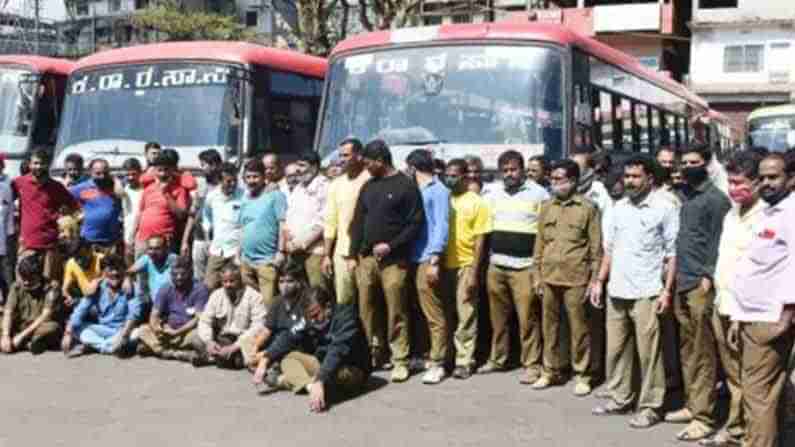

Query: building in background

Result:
[688,0,795,142]
[419,0,529,25]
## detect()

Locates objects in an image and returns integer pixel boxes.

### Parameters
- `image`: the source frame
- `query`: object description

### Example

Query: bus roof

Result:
[748,104,795,122]
[0,55,74,75]
[332,22,708,110]
[74,41,327,78]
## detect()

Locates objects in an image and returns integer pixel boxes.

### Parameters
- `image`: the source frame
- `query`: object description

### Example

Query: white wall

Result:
[690,25,795,85]
[695,0,795,23]
[77,0,138,17]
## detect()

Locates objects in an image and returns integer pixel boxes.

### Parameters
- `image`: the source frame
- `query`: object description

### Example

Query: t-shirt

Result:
[141,169,198,191]
[12,175,77,249]
[70,179,123,243]
[136,180,190,242]
[154,281,210,330]
[445,191,491,269]
[239,189,287,265]
[63,253,104,296]
[133,253,177,302]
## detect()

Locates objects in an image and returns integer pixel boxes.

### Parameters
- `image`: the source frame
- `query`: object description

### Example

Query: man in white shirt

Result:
[121,158,143,264]
[203,162,244,291]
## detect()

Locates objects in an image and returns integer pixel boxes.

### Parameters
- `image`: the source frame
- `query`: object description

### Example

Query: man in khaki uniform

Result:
[532,159,601,396]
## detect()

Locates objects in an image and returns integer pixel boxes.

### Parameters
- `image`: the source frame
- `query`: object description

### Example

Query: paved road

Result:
[0,352,695,447]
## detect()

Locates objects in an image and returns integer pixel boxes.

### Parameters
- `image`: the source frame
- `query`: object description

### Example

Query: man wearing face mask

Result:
[479,150,550,381]
[571,148,612,215]
[699,151,765,447]
[667,144,731,441]
[284,151,331,294]
[532,159,601,395]
[726,153,795,447]
[70,158,124,255]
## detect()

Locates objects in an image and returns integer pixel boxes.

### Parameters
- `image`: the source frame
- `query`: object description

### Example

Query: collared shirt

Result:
[411,178,450,263]
[285,174,329,256]
[70,179,123,243]
[445,191,491,269]
[3,284,59,332]
[198,286,266,345]
[483,180,550,269]
[68,280,142,331]
[154,280,210,330]
[604,191,679,300]
[132,253,178,302]
[12,174,77,249]
[675,181,731,292]
[534,194,602,287]
[323,170,371,258]
[728,194,795,322]
[202,187,244,258]
[239,189,287,265]
[714,201,765,316]
[582,180,612,216]
[0,177,15,255]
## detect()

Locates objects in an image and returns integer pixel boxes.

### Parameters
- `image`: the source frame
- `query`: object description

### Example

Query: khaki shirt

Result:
[2,283,59,335]
[534,194,602,287]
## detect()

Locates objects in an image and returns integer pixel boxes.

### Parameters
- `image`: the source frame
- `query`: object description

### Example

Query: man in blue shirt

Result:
[61,254,142,357]
[127,235,177,307]
[406,149,450,385]
[70,158,123,253]
[239,159,287,307]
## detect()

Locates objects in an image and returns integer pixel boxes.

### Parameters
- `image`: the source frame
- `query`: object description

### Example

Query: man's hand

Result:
[180,243,190,258]
[207,341,222,356]
[727,322,740,352]
[426,264,440,287]
[12,333,25,350]
[308,381,326,413]
[218,344,239,359]
[252,356,270,384]
[121,277,133,296]
[321,256,334,278]
[61,332,73,353]
[162,326,179,337]
[700,277,713,294]
[373,243,391,261]
[654,291,672,315]
[588,281,604,309]
[1,335,13,353]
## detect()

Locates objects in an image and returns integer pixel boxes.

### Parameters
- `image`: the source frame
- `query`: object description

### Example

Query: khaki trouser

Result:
[293,252,331,296]
[280,351,366,393]
[333,255,357,305]
[741,322,795,447]
[712,310,744,439]
[674,286,718,428]
[605,296,666,410]
[356,256,409,367]
[542,283,590,383]
[445,266,478,368]
[486,265,542,372]
[782,344,795,443]
[189,331,259,369]
[205,255,233,291]
[240,262,278,308]
[137,325,197,355]
[415,262,447,366]
[10,320,61,352]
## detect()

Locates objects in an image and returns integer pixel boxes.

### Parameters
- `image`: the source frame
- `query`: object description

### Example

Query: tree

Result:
[131,0,255,42]
[358,0,422,31]
[281,0,355,56]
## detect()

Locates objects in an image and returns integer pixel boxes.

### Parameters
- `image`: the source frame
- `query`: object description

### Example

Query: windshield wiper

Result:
[396,139,447,146]
[91,148,142,156]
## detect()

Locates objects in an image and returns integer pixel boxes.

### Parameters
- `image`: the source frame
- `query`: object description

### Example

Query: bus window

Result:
[621,98,632,151]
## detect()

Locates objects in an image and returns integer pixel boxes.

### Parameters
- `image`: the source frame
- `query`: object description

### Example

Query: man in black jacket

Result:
[256,287,371,412]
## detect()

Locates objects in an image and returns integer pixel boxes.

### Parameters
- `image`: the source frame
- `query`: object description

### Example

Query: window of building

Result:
[109,0,122,12]
[246,11,258,27]
[723,45,764,73]
[452,14,471,24]
[700,0,738,9]
[75,1,89,16]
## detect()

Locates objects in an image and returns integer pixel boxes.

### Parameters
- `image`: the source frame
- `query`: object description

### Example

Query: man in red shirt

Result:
[132,151,190,257]
[12,149,78,283]
[140,144,197,193]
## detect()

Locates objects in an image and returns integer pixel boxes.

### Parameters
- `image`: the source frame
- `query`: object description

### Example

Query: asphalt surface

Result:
[0,352,698,447]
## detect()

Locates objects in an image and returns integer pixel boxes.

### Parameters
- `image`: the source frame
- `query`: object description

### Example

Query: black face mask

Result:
[681,166,708,186]
[96,176,114,189]
[760,187,790,206]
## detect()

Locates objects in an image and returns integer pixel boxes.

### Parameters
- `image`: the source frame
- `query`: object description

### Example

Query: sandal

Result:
[677,421,714,442]
[629,409,661,429]
[698,431,742,446]
[592,400,631,416]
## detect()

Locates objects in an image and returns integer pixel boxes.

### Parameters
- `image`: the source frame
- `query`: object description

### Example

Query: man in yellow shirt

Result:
[322,138,371,305]
[62,236,104,308]
[442,159,490,379]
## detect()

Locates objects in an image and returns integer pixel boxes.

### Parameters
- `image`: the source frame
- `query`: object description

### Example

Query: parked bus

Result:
[0,56,72,175]
[54,41,327,172]
[703,109,735,157]
[316,22,710,168]
[746,104,795,152]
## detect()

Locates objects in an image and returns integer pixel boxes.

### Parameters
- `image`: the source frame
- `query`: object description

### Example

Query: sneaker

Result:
[391,365,410,383]
[66,344,87,358]
[531,376,554,390]
[422,366,445,385]
[452,366,472,380]
[574,382,592,396]
[476,362,504,375]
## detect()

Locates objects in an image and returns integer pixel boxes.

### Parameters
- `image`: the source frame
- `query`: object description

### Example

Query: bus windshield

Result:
[55,62,242,168]
[318,45,564,167]
[0,67,37,154]
[748,115,795,152]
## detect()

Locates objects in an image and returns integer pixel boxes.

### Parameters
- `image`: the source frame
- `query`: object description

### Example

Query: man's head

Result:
[17,255,44,291]
[498,150,525,191]
[301,286,335,331]
[444,158,468,195]
[198,149,223,181]
[670,165,685,189]
[405,149,434,180]
[219,162,239,196]
[278,260,307,300]
[527,155,548,185]
[680,144,713,187]
[759,154,792,206]
[144,142,162,166]
[362,139,393,178]
[284,163,300,190]
[100,254,126,289]
[623,155,655,202]
[338,137,364,175]
[244,159,266,194]
[170,256,193,290]
[464,155,484,186]
[593,152,612,183]
[548,159,580,201]
[64,153,84,181]
[29,149,51,181]
[297,151,321,186]
[655,147,677,169]
[89,158,112,189]
[605,165,625,201]
[221,264,243,296]
[146,235,168,265]
[122,157,142,188]
[151,150,178,185]
[262,153,282,184]
[725,151,762,208]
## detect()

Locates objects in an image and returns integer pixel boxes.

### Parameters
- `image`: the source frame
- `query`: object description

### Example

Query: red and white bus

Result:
[54,41,327,171]
[315,22,711,168]
[0,56,72,175]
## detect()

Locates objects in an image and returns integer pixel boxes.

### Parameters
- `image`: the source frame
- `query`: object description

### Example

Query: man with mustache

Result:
[70,158,124,255]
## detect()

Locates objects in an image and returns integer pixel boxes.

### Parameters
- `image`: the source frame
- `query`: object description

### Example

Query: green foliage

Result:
[131,1,255,42]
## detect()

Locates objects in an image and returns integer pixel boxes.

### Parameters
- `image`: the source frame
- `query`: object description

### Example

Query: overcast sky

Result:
[4,0,67,21]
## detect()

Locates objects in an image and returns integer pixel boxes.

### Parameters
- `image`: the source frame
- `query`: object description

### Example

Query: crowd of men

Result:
[0,138,794,446]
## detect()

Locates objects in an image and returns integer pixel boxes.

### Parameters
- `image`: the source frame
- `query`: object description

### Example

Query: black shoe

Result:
[28,338,47,355]
[453,366,472,380]
[191,353,211,368]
